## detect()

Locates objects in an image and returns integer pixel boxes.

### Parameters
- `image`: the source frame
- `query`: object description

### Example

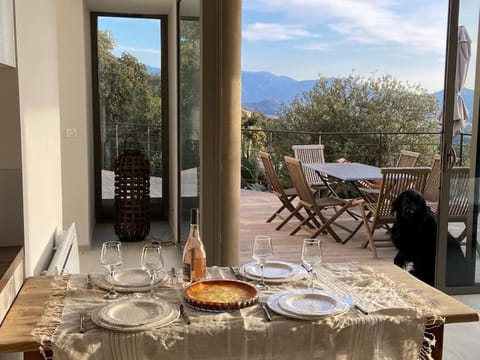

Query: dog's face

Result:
[392,190,428,220]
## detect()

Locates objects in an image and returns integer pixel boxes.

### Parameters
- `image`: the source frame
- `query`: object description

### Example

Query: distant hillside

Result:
[144,65,474,122]
[146,65,160,74]
[241,71,321,116]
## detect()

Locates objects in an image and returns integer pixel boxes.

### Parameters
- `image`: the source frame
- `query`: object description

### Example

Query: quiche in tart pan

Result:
[184,279,259,311]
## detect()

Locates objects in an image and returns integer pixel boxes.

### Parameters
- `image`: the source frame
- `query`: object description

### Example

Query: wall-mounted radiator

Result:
[44,222,80,275]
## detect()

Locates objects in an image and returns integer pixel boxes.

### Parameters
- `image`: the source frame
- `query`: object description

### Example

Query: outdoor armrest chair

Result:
[358,149,421,202]
[358,166,431,258]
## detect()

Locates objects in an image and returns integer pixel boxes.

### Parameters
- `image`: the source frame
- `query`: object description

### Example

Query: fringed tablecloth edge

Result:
[358,264,446,360]
[31,275,70,351]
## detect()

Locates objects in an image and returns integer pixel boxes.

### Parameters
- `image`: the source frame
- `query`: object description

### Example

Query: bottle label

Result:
[183,248,193,282]
[183,263,191,283]
[192,257,206,282]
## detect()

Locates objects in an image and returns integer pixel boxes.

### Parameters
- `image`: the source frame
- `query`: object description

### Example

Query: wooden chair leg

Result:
[276,204,303,230]
[290,209,315,235]
[310,204,349,242]
[359,205,378,258]
[266,203,286,223]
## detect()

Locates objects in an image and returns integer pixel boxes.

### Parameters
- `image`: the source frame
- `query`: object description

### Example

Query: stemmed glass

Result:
[252,235,273,291]
[100,241,123,300]
[141,243,164,299]
[301,239,322,289]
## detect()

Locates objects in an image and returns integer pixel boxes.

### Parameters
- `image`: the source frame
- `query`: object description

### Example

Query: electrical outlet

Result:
[66,128,78,138]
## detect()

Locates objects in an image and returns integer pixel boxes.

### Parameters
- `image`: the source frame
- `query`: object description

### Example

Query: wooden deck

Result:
[239,189,397,265]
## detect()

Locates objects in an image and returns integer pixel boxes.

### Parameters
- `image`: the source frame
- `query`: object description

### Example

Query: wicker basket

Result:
[114,136,150,242]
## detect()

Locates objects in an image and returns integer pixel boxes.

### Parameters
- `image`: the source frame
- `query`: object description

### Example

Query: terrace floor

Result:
[239,188,397,264]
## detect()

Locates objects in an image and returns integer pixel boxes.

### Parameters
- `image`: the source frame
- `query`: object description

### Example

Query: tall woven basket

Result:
[114,136,150,242]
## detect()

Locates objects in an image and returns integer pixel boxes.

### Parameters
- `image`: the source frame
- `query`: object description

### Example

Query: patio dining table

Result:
[0,263,478,360]
[302,162,383,243]
[303,162,382,199]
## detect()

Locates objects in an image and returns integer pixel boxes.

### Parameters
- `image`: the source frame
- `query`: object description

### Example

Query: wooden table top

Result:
[0,264,478,354]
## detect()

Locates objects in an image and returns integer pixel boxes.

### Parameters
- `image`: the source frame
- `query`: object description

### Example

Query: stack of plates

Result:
[239,261,307,283]
[266,289,350,320]
[91,299,179,332]
[95,268,170,292]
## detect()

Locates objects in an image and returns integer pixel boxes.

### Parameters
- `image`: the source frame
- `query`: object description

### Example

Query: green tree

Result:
[97,30,162,176]
[241,111,269,189]
[267,73,439,177]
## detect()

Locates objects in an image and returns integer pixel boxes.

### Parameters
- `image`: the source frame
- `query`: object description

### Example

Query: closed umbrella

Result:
[438,25,472,136]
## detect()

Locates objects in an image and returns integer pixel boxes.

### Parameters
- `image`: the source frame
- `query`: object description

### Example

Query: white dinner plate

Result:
[96,299,173,327]
[95,270,169,292]
[240,261,307,283]
[112,268,159,287]
[244,261,297,279]
[278,289,348,317]
[267,290,350,320]
[91,301,179,332]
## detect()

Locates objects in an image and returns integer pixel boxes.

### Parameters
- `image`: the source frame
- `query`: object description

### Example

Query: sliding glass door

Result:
[178,0,201,243]
[92,14,168,221]
[437,0,480,293]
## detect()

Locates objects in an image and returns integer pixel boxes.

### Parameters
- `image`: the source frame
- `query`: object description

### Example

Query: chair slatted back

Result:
[284,156,316,208]
[423,154,441,202]
[375,167,431,219]
[396,150,421,167]
[292,144,325,186]
[259,151,285,197]
[448,167,469,220]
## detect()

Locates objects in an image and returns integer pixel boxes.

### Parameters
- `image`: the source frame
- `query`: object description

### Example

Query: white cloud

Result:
[243,0,447,54]
[297,42,331,51]
[117,45,160,55]
[243,23,315,41]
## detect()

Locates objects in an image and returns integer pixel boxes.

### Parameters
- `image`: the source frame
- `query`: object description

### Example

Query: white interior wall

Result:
[55,0,92,248]
[15,0,63,276]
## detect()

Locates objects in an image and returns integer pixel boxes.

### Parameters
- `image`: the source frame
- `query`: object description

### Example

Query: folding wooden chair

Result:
[358,167,431,258]
[284,156,361,243]
[396,150,421,167]
[292,144,326,190]
[258,151,306,230]
[359,149,422,202]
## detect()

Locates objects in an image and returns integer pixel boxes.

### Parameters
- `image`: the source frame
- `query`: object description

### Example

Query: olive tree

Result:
[266,73,439,177]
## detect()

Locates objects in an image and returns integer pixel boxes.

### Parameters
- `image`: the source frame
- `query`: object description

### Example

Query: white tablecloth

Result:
[38,264,440,359]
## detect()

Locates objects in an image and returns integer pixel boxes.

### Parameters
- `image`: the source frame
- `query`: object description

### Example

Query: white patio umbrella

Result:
[438,25,472,136]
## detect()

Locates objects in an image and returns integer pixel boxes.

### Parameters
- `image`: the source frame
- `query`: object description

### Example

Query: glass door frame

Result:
[91,12,170,222]
[437,0,480,293]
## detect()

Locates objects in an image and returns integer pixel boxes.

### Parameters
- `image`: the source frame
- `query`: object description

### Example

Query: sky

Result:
[98,0,479,93]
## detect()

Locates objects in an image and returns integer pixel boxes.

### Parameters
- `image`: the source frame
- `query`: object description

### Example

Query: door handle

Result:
[446,144,457,170]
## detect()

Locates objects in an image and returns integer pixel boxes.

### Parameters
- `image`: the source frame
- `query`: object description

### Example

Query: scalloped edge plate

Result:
[97,299,173,327]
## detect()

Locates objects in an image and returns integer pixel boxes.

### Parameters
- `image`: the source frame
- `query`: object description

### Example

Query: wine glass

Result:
[100,241,123,300]
[252,235,273,290]
[141,243,165,299]
[301,239,322,289]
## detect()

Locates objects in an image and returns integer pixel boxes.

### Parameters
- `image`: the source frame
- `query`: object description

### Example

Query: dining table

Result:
[302,162,383,243]
[302,162,382,199]
[0,262,478,360]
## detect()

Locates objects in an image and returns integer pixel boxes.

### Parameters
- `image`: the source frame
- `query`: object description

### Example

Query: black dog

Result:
[391,190,468,286]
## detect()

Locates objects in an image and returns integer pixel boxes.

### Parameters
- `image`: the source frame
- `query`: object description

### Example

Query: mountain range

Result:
[242,71,474,121]
[146,66,474,122]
